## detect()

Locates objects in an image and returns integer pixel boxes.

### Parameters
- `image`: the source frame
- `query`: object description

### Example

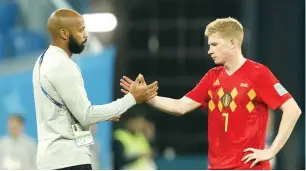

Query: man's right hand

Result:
[129,74,158,104]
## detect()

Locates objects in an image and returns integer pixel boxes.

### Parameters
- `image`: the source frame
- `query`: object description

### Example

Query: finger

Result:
[146,83,159,91]
[135,74,144,84]
[145,85,158,94]
[244,155,256,164]
[139,74,145,83]
[121,89,129,94]
[140,75,148,86]
[146,81,158,89]
[123,76,134,84]
[250,159,260,168]
[120,83,130,91]
[147,92,158,100]
[139,80,145,86]
[244,148,255,153]
[120,79,131,88]
[148,92,158,100]
[112,116,120,122]
[241,153,252,161]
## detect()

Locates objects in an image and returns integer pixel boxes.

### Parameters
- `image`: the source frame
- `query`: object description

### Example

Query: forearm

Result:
[147,96,185,115]
[82,93,136,126]
[62,88,136,127]
[54,68,137,127]
[269,110,301,155]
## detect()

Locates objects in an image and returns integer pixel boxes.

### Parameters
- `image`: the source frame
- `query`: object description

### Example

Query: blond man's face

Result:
[207,33,233,65]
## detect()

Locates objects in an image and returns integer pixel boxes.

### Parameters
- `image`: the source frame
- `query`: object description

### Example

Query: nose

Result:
[208,47,213,55]
[84,30,89,39]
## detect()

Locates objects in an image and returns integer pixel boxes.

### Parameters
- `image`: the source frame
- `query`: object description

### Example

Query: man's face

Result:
[8,117,23,137]
[68,17,88,54]
[207,33,233,65]
[129,117,146,133]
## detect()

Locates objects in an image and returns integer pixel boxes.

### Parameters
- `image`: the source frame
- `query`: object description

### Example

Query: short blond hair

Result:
[205,17,244,45]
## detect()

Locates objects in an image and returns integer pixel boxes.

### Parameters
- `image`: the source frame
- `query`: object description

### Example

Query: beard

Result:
[68,35,86,54]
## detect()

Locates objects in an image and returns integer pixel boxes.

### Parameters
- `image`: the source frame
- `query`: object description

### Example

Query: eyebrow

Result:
[208,42,218,45]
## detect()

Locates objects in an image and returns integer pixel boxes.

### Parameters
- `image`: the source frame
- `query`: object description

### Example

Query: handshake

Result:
[120,74,158,104]
[108,74,158,122]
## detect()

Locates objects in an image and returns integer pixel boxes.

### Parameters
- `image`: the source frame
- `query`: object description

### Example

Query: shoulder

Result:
[44,49,78,75]
[21,136,37,150]
[246,59,271,79]
[24,134,37,142]
[202,66,224,78]
[209,65,224,74]
[46,59,80,82]
[195,66,223,86]
[0,136,9,144]
[22,135,37,144]
[247,59,267,70]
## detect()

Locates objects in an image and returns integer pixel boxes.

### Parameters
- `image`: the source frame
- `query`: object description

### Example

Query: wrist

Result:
[126,93,137,105]
[267,147,277,157]
[146,96,157,104]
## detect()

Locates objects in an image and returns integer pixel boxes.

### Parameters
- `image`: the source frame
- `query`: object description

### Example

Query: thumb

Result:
[139,75,146,85]
[135,74,143,84]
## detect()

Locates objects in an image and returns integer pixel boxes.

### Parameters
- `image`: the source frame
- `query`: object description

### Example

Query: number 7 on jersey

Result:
[222,113,229,132]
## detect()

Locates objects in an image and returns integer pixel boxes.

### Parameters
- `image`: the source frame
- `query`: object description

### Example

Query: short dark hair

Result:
[8,114,25,124]
[123,106,147,121]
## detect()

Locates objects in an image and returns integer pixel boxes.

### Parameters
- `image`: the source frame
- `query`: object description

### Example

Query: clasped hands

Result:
[108,74,157,122]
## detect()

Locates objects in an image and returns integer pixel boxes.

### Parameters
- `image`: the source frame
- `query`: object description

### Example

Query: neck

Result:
[51,40,72,58]
[9,133,21,139]
[224,52,246,75]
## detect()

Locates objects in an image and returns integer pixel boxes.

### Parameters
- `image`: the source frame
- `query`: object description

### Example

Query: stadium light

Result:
[83,13,117,32]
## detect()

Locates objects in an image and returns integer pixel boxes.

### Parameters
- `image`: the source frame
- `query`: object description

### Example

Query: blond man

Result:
[120,17,301,170]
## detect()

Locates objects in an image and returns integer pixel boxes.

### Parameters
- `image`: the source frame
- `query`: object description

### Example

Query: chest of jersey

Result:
[207,74,258,114]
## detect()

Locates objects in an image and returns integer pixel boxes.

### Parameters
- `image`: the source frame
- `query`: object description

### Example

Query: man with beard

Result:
[32,9,158,170]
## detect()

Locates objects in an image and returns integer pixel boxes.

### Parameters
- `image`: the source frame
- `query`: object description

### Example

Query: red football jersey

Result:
[186,59,292,170]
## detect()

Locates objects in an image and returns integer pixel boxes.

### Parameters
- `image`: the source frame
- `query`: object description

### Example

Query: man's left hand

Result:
[242,148,275,168]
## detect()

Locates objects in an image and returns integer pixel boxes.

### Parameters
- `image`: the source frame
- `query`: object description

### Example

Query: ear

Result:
[59,29,69,40]
[230,39,236,49]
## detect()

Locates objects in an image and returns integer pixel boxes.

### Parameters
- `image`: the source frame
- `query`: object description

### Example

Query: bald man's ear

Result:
[60,29,69,40]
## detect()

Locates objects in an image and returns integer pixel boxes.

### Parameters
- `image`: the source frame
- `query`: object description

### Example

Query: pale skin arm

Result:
[120,76,201,116]
[146,96,201,115]
[242,98,301,168]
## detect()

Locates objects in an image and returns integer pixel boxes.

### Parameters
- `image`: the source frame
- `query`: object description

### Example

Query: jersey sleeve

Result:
[185,70,213,108]
[253,66,292,110]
